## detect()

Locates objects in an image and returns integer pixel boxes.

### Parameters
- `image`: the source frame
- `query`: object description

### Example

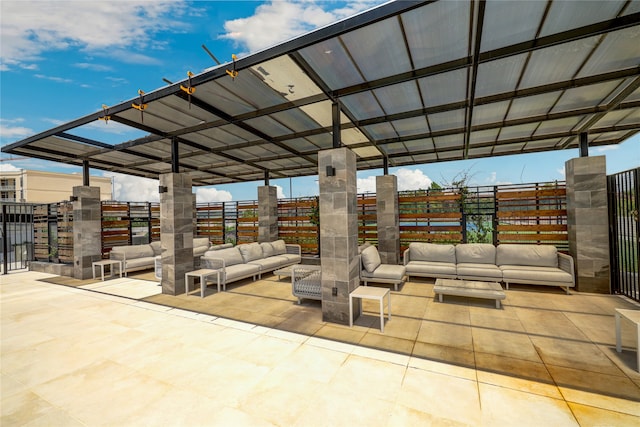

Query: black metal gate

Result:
[1,203,35,274]
[608,168,639,302]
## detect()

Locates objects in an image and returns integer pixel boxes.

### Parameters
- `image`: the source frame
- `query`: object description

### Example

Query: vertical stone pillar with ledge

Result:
[258,186,278,243]
[565,155,611,293]
[319,147,360,324]
[376,175,400,264]
[72,186,102,279]
[160,173,194,295]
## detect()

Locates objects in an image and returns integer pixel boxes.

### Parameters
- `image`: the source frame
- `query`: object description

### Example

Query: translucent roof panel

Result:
[472,101,510,127]
[374,81,423,115]
[540,1,626,37]
[243,116,292,138]
[481,0,546,52]
[340,16,411,81]
[418,69,468,107]
[214,70,288,110]
[352,146,381,158]
[576,27,640,78]
[534,116,585,136]
[428,109,465,132]
[475,54,527,98]
[269,109,323,134]
[402,0,470,68]
[195,82,260,116]
[497,123,538,141]
[298,38,364,90]
[550,80,622,114]
[469,128,500,145]
[391,116,429,137]
[300,100,350,127]
[506,92,562,121]
[519,37,599,89]
[341,92,385,121]
[251,55,323,102]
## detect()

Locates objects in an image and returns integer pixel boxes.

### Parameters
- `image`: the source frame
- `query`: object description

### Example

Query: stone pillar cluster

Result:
[319,148,360,324]
[258,185,278,243]
[72,186,102,280]
[160,173,194,295]
[565,156,610,293]
[376,175,400,264]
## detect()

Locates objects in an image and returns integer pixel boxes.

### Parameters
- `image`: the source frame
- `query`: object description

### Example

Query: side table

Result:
[92,260,123,281]
[349,286,391,333]
[185,269,220,298]
[615,308,640,372]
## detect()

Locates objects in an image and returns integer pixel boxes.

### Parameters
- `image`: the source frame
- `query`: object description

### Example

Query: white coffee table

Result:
[185,269,220,298]
[92,260,123,281]
[434,279,506,309]
[349,286,391,333]
[615,308,640,372]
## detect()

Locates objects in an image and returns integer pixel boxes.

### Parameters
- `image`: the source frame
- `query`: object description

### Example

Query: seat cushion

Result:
[124,257,155,270]
[260,242,275,257]
[456,263,502,280]
[224,263,260,281]
[149,241,162,256]
[497,244,558,268]
[361,246,381,273]
[193,237,210,249]
[500,265,573,285]
[409,242,456,263]
[456,244,496,264]
[361,264,406,280]
[239,242,264,263]
[278,253,302,264]
[405,261,457,277]
[110,244,154,260]
[248,256,288,270]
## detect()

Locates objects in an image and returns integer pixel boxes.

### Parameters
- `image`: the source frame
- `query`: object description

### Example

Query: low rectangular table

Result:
[349,286,391,333]
[185,269,220,298]
[434,279,506,309]
[273,264,299,280]
[615,308,640,372]
[92,260,123,281]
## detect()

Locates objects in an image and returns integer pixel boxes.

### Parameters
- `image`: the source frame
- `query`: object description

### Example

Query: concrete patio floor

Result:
[2,270,640,426]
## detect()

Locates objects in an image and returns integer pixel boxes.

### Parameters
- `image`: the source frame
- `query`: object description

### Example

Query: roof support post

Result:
[82,160,90,186]
[332,100,341,149]
[383,157,389,175]
[579,132,589,157]
[264,171,270,186]
[171,137,180,173]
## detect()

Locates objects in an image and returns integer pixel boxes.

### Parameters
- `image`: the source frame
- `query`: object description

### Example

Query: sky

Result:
[1,0,639,203]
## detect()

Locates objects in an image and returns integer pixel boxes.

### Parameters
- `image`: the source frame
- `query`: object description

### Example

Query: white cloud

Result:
[195,187,233,203]
[274,184,286,199]
[396,168,432,191]
[74,62,113,72]
[593,145,620,153]
[0,118,34,141]
[357,175,376,193]
[484,171,512,186]
[105,172,159,202]
[220,1,380,53]
[34,74,73,84]
[0,163,21,172]
[556,168,566,178]
[1,1,186,69]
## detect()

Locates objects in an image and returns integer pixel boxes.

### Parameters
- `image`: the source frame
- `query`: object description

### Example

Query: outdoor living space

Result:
[5,267,639,425]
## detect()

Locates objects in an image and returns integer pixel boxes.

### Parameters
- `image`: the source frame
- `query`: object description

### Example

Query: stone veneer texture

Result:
[376,175,400,265]
[565,155,610,293]
[319,148,360,325]
[258,186,278,243]
[160,173,194,295]
[72,186,102,280]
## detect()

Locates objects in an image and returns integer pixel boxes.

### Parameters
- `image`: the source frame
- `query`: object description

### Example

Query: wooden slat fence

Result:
[196,202,226,244]
[358,194,378,245]
[33,202,73,263]
[237,201,258,245]
[278,197,318,254]
[101,201,158,258]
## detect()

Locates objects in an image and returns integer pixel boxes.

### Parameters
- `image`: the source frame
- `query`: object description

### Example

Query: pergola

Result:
[3,0,639,323]
[3,0,639,184]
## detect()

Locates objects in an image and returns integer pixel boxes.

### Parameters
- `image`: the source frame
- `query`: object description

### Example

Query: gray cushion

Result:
[279,253,302,264]
[271,240,287,255]
[409,242,456,263]
[361,246,381,273]
[456,263,502,280]
[248,256,288,270]
[361,264,405,280]
[405,261,457,277]
[210,247,244,266]
[455,244,496,264]
[358,242,372,254]
[260,242,275,258]
[193,238,210,249]
[124,257,155,269]
[500,265,573,284]
[149,241,162,256]
[110,245,154,260]
[209,243,233,251]
[497,244,558,268]
[223,264,260,281]
[239,242,263,263]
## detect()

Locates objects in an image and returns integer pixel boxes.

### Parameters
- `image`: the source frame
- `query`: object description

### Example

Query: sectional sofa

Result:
[110,237,211,275]
[403,242,575,293]
[200,240,301,291]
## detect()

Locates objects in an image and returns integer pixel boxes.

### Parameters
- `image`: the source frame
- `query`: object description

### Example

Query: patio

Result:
[3,269,639,425]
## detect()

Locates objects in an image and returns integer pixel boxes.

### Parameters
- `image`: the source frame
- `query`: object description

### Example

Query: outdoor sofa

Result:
[359,244,407,291]
[403,242,575,293]
[200,240,301,291]
[110,237,211,275]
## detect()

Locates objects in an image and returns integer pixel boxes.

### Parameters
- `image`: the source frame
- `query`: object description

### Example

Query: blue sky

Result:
[1,0,638,203]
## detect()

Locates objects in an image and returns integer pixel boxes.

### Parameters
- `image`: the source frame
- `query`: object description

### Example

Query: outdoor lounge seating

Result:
[403,242,575,293]
[111,238,212,275]
[200,240,301,291]
[359,245,407,291]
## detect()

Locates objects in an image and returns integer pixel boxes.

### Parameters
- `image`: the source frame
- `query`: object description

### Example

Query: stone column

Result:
[565,156,610,293]
[376,175,399,264]
[160,173,193,295]
[319,148,360,324]
[258,186,278,243]
[72,186,102,279]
